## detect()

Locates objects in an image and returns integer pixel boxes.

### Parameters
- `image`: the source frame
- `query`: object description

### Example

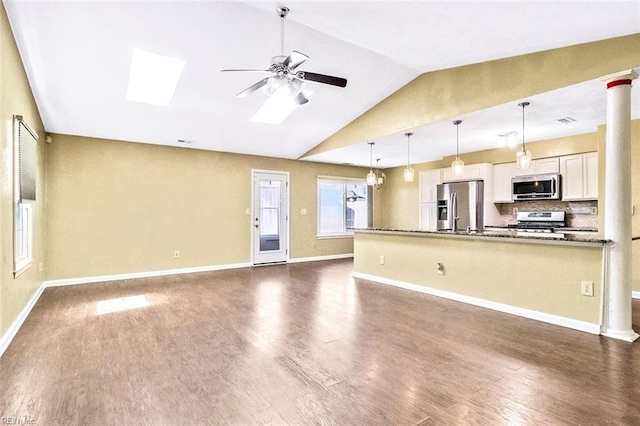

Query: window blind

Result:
[16,116,38,201]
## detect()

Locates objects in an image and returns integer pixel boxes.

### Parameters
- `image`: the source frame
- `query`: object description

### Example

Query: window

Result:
[13,115,38,277]
[317,177,370,237]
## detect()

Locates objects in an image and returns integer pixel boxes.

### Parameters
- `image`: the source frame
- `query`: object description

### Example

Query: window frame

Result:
[13,115,38,278]
[317,176,370,238]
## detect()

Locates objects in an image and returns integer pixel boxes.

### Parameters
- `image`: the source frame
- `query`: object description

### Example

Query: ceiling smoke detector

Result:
[557,117,577,124]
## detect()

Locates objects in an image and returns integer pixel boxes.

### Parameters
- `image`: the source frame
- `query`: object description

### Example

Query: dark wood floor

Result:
[1,259,639,425]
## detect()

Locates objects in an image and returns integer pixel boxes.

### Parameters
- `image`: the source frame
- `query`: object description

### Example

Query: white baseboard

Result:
[288,253,353,264]
[633,291,640,299]
[44,262,253,287]
[352,272,601,335]
[0,282,47,359]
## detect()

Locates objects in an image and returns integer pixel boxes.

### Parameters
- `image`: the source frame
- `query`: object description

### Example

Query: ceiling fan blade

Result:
[236,78,270,98]
[283,50,308,70]
[297,71,347,88]
[293,92,309,105]
[221,69,269,72]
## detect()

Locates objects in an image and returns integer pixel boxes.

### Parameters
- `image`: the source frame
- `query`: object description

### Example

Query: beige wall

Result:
[0,4,46,338]
[354,231,604,324]
[304,34,639,158]
[44,134,381,280]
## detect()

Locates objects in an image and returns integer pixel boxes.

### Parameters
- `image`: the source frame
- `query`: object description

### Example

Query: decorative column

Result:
[600,69,638,342]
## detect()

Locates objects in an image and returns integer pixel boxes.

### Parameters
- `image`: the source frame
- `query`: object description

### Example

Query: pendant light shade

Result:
[516,102,532,170]
[404,132,414,183]
[451,120,464,177]
[366,142,376,186]
[374,159,386,190]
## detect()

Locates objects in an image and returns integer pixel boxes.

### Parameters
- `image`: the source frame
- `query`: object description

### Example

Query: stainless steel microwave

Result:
[511,173,561,201]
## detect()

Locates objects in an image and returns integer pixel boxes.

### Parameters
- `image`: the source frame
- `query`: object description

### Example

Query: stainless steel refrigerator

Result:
[436,180,484,232]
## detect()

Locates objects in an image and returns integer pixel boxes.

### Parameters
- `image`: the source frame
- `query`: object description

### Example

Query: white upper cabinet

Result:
[535,157,560,174]
[513,157,559,176]
[492,163,515,203]
[583,152,599,199]
[559,152,598,200]
[419,169,442,203]
[442,163,491,182]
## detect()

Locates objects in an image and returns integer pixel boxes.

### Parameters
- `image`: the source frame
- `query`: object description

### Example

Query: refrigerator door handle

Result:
[451,192,458,231]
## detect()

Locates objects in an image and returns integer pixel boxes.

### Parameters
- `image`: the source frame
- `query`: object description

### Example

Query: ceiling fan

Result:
[221,6,347,108]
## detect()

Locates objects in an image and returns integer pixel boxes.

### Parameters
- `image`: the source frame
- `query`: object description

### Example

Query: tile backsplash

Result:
[495,200,598,228]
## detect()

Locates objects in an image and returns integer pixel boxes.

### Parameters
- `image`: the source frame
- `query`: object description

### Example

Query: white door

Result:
[252,171,289,265]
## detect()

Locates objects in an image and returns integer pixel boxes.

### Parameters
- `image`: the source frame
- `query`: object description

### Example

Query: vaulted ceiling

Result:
[5,1,640,167]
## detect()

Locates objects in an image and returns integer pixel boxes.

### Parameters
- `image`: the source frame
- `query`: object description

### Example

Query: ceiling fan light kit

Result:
[516,102,532,170]
[221,6,347,124]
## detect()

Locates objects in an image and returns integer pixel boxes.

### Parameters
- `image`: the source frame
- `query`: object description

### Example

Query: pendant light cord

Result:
[519,101,529,152]
[456,123,460,159]
[453,120,462,160]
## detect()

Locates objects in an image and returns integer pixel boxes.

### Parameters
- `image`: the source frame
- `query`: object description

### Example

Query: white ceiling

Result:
[4,0,640,167]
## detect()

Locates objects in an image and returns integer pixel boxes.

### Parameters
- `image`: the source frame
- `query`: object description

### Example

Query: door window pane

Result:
[259,181,280,251]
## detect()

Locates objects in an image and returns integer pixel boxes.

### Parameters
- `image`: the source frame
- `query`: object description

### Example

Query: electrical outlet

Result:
[379,255,385,265]
[436,263,445,275]
[512,207,518,214]
[39,262,44,272]
[590,207,598,215]
[245,208,250,215]
[174,250,180,259]
[301,208,307,215]
[581,281,594,297]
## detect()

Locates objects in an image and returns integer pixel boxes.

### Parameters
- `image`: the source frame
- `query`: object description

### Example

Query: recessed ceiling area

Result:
[303,78,640,168]
[4,0,639,164]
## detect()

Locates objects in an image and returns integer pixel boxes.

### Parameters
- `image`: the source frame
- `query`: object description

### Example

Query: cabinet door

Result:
[583,152,598,200]
[419,203,437,231]
[492,163,514,203]
[560,154,585,200]
[536,157,560,174]
[419,170,442,203]
[442,163,485,182]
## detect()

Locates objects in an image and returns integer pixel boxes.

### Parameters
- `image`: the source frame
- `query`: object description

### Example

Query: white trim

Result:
[633,291,640,299]
[288,253,354,264]
[0,282,46,358]
[352,272,601,335]
[44,262,252,287]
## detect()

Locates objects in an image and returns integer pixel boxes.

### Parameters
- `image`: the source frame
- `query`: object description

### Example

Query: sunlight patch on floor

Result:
[96,295,149,315]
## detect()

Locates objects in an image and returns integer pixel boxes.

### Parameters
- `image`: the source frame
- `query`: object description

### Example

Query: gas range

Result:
[506,211,566,237]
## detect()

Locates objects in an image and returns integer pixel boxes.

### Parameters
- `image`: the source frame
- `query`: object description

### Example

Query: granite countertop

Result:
[485,225,599,233]
[356,228,609,246]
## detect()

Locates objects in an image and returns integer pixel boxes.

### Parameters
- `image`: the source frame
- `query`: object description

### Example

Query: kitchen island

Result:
[353,228,610,334]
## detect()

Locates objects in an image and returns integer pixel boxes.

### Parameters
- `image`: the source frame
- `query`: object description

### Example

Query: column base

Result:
[602,329,640,342]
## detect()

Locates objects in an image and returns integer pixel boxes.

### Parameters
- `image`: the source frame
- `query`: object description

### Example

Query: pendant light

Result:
[374,159,386,190]
[403,132,414,182]
[451,120,464,177]
[366,141,376,186]
[516,101,532,170]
